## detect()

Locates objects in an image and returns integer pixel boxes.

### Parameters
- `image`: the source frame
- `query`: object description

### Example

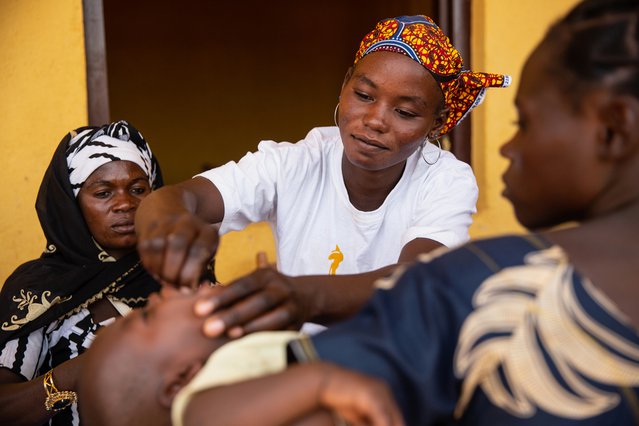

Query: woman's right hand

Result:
[135,179,224,288]
[137,210,220,288]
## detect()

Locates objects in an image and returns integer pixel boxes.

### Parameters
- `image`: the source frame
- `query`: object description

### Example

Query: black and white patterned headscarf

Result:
[66,120,159,196]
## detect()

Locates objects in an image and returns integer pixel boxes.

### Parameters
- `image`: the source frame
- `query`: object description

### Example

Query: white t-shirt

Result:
[198,126,477,277]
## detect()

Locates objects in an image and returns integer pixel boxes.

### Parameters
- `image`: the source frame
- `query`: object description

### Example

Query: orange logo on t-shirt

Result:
[328,245,344,275]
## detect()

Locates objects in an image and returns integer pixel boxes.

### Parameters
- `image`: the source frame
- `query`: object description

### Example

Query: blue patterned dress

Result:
[290,235,639,425]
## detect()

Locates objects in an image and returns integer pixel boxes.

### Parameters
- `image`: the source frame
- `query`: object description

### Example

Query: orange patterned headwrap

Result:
[355,15,510,136]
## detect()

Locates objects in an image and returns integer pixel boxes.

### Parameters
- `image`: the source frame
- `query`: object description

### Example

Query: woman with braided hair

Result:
[135,15,509,336]
[0,121,164,425]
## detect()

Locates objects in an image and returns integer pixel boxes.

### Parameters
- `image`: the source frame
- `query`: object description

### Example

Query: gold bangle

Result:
[43,369,77,412]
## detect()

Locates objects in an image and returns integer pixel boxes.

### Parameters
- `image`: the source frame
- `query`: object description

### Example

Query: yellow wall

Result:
[469,0,580,238]
[0,1,87,283]
[215,222,277,283]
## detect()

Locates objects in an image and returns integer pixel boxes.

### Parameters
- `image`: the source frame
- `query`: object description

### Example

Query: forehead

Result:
[519,43,551,91]
[94,292,199,352]
[84,160,147,184]
[352,51,440,98]
[516,42,570,108]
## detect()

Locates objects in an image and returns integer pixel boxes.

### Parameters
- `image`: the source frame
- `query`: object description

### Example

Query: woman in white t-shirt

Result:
[135,15,509,336]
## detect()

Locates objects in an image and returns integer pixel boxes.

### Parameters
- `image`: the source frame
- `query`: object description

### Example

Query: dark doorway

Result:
[90,1,473,183]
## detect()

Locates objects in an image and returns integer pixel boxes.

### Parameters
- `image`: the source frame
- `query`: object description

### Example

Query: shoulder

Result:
[419,234,548,273]
[382,235,547,298]
[306,126,341,143]
[247,127,341,176]
[255,126,341,154]
[0,259,62,310]
[425,150,475,182]
[407,148,477,196]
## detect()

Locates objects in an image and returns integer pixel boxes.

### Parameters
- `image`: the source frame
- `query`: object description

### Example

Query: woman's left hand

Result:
[194,267,310,338]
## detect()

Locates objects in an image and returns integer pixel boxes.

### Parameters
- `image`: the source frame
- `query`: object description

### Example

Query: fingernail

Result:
[194,300,214,316]
[228,327,244,339]
[204,319,224,337]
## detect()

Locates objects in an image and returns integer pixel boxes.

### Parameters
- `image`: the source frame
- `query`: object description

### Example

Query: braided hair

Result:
[545,0,639,106]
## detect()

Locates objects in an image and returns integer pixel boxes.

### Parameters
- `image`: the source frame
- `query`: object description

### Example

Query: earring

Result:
[421,138,442,165]
[333,103,340,127]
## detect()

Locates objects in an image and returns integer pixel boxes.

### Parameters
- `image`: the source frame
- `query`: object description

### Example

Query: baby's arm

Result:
[183,361,404,426]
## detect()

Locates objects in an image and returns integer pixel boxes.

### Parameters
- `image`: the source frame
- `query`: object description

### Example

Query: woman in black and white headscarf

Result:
[0,121,163,425]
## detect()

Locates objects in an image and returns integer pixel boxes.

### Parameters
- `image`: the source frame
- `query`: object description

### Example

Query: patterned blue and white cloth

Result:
[290,235,639,425]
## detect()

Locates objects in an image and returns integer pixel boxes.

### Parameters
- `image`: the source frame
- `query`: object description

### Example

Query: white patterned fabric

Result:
[66,121,157,197]
[0,308,117,426]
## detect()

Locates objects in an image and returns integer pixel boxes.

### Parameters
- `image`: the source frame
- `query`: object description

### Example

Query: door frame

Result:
[82,0,110,126]
[437,0,473,164]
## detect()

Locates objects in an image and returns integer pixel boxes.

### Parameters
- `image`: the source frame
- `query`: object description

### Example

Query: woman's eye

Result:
[355,91,372,101]
[513,110,526,130]
[131,186,148,195]
[513,119,526,130]
[94,191,110,199]
[397,109,417,118]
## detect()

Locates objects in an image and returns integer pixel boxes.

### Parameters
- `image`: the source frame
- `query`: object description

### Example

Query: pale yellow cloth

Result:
[107,297,131,317]
[171,331,300,426]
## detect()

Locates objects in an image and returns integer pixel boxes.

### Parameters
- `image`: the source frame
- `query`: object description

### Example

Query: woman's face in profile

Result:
[500,41,604,230]
[77,160,151,259]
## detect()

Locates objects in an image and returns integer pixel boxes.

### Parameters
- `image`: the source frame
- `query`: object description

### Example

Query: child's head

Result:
[501,0,639,230]
[78,287,229,426]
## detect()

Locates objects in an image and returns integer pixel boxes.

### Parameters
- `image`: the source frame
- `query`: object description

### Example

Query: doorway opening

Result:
[84,0,473,183]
